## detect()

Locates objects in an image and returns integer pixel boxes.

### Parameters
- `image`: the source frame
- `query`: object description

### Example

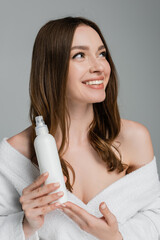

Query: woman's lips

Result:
[82,76,104,84]
[83,82,104,89]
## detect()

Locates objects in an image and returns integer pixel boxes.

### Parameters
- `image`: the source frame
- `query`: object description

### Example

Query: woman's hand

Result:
[61,201,123,240]
[20,172,66,238]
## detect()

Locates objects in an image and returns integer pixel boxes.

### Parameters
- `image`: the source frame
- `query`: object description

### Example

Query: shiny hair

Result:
[29,16,127,192]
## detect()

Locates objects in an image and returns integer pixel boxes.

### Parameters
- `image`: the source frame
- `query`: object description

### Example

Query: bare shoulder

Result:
[120,118,154,172]
[7,126,33,160]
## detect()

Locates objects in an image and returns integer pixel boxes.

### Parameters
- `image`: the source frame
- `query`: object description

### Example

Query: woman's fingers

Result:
[21,182,60,202]
[22,172,49,194]
[61,207,85,229]
[25,202,61,218]
[62,202,96,225]
[23,173,66,196]
[99,202,117,227]
[20,172,65,211]
[20,172,66,233]
[23,191,64,210]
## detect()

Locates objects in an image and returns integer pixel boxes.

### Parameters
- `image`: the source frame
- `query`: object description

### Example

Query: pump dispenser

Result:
[34,116,67,204]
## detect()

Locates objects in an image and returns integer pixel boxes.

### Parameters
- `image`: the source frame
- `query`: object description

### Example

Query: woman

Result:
[0,17,160,240]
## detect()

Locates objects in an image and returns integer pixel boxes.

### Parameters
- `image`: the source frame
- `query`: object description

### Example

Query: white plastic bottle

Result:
[34,116,68,204]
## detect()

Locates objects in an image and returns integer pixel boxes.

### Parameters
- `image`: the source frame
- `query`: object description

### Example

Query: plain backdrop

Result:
[0,0,160,174]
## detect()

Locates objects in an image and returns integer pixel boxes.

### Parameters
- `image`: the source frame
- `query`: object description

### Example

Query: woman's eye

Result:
[99,51,107,58]
[72,52,85,59]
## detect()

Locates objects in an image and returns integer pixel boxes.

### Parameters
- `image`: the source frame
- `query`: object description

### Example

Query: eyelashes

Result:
[72,51,107,59]
[99,51,107,58]
[72,52,85,59]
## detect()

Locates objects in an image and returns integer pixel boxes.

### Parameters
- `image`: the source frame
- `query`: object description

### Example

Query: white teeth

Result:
[85,80,103,85]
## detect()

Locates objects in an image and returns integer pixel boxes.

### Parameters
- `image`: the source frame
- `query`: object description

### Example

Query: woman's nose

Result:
[89,58,104,73]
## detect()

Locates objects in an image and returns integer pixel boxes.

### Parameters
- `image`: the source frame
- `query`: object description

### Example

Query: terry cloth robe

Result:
[0,138,160,240]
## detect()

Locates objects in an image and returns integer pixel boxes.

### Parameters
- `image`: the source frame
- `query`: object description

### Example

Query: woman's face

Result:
[66,25,111,104]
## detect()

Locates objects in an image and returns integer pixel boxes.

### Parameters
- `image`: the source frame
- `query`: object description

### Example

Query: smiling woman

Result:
[29,17,126,193]
[68,26,110,98]
[67,26,110,103]
[0,16,160,240]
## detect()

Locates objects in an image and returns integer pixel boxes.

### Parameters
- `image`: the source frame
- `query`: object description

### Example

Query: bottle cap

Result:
[35,116,45,127]
[35,116,48,135]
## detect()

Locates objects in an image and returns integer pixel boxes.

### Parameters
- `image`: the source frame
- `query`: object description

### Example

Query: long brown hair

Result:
[29,16,127,192]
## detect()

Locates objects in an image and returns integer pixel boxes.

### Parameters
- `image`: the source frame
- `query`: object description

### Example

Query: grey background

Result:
[0,0,160,173]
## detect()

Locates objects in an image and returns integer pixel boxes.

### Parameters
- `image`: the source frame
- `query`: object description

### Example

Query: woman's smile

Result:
[82,76,104,89]
[66,25,111,104]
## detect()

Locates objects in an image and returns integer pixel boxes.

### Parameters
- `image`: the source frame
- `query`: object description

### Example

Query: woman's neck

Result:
[55,103,94,148]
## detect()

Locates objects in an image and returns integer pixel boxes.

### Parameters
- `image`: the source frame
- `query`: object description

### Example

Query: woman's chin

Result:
[89,93,106,103]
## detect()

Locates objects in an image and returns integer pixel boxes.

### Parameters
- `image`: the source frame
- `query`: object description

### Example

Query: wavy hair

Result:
[29,16,127,192]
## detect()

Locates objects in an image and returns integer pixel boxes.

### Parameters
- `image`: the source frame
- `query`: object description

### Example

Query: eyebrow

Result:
[71,45,106,51]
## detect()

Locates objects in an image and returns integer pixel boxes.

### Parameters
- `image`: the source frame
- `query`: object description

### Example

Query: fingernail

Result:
[101,202,106,209]
[54,182,60,187]
[55,202,61,207]
[61,203,66,207]
[57,191,64,196]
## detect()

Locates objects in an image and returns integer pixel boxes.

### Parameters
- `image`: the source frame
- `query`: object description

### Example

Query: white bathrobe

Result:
[0,138,160,240]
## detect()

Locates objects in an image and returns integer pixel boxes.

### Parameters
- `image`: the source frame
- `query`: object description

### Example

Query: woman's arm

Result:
[0,135,64,240]
[119,195,160,239]
[119,120,160,239]
[0,172,39,240]
[0,136,40,240]
[122,119,154,172]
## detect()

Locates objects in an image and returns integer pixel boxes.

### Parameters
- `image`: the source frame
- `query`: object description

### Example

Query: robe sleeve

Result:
[119,195,160,240]
[0,171,39,240]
